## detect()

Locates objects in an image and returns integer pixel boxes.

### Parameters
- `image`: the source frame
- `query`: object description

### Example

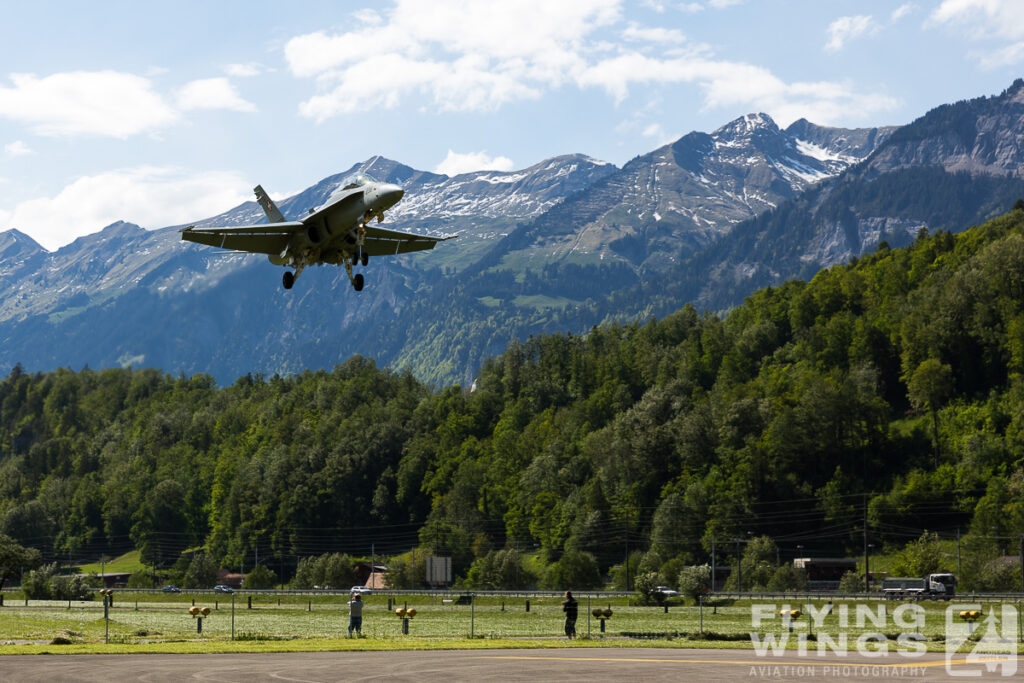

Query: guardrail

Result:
[55,588,634,598]
[705,591,1024,602]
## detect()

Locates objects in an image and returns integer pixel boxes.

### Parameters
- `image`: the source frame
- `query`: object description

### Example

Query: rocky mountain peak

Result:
[0,228,45,262]
[713,112,781,141]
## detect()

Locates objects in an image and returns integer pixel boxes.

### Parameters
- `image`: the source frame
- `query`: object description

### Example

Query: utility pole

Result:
[957,528,961,577]
[371,543,375,589]
[863,494,869,593]
[711,534,716,593]
[1019,535,1023,593]
[624,525,630,592]
[736,538,742,592]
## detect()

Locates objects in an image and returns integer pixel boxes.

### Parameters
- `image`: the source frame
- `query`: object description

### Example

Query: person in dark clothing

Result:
[562,590,578,638]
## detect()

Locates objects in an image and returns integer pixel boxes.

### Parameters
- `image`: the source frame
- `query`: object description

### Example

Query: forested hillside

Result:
[3,208,1024,589]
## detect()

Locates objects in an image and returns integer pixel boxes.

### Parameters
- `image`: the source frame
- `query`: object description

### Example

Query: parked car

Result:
[161,585,181,593]
[654,586,679,598]
[350,586,372,595]
[213,584,234,594]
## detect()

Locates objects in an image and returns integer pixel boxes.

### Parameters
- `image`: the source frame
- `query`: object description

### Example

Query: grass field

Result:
[75,550,146,575]
[1,593,1021,655]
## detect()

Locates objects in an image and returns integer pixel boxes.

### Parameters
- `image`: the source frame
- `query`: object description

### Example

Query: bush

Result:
[182,552,218,589]
[890,532,946,577]
[291,553,358,589]
[51,574,95,601]
[464,549,533,589]
[243,564,278,590]
[633,571,663,604]
[542,550,601,590]
[22,562,58,599]
[677,564,712,600]
[973,557,1021,591]
[838,570,863,593]
[126,572,159,589]
[766,564,808,592]
[609,551,646,590]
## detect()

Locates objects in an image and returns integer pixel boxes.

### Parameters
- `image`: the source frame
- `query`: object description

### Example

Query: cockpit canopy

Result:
[341,172,378,190]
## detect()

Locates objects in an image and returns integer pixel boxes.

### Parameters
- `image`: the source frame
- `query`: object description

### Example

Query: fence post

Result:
[231,592,235,641]
[699,594,703,634]
[587,595,591,638]
[470,593,475,638]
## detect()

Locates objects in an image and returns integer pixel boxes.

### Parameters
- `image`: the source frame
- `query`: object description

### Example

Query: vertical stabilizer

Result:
[254,185,287,223]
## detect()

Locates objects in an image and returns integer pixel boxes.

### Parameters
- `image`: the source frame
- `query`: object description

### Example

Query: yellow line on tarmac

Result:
[475,655,1019,670]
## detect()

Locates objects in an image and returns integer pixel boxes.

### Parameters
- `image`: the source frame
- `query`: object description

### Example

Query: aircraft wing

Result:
[179,222,303,255]
[361,226,457,256]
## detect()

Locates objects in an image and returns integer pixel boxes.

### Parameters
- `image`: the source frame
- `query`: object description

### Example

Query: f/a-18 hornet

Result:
[180,173,454,291]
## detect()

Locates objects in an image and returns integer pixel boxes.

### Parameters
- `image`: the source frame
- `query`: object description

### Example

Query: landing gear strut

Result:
[344,257,365,292]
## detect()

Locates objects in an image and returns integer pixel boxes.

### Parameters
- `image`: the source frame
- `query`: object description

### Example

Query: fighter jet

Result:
[180,173,454,290]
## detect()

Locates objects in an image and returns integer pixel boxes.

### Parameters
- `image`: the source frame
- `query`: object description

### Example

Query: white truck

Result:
[881,573,956,599]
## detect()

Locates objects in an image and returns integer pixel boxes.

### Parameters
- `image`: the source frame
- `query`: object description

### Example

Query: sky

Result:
[1,0,1023,251]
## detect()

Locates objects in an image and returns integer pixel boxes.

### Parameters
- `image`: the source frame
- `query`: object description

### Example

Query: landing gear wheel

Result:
[353,273,364,292]
[360,252,369,267]
[283,271,294,290]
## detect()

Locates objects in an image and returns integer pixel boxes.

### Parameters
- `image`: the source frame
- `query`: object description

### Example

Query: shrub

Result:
[182,552,218,589]
[126,572,159,589]
[677,564,712,600]
[22,562,58,599]
[838,570,863,593]
[633,571,663,604]
[542,550,601,590]
[51,574,95,601]
[766,564,808,592]
[243,564,278,590]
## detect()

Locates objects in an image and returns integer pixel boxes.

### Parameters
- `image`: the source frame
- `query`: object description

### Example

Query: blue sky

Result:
[0,0,1022,250]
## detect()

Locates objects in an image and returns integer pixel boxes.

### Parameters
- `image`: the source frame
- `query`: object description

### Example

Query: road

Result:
[0,648,1020,681]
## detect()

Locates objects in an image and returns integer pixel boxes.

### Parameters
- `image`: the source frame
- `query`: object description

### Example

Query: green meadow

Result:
[1,594,1021,655]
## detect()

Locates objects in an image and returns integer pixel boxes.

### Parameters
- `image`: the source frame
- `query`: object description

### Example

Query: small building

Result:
[217,570,246,589]
[793,557,857,590]
[354,562,388,587]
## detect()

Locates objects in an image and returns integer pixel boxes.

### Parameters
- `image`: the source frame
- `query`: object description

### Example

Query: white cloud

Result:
[623,22,686,44]
[890,3,916,22]
[824,15,880,52]
[707,0,743,7]
[176,78,257,113]
[284,0,897,128]
[0,71,178,138]
[930,0,1024,66]
[678,3,704,13]
[224,63,263,78]
[4,140,33,157]
[434,150,515,176]
[286,0,619,118]
[930,0,1024,40]
[2,167,251,251]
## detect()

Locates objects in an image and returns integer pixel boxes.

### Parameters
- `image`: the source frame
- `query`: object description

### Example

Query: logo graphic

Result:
[944,604,1018,677]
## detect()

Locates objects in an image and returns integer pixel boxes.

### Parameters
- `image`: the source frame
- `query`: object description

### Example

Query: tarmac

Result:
[0,647,1020,681]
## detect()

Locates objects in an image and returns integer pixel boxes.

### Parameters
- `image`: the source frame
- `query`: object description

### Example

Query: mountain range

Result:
[3,80,1024,385]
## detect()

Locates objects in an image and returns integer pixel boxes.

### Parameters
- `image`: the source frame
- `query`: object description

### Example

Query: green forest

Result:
[3,207,1024,592]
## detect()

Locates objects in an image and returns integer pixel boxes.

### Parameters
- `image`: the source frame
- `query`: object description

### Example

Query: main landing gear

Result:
[343,254,366,292]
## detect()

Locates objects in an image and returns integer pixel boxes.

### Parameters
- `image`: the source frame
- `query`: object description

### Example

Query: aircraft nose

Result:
[380,184,404,207]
